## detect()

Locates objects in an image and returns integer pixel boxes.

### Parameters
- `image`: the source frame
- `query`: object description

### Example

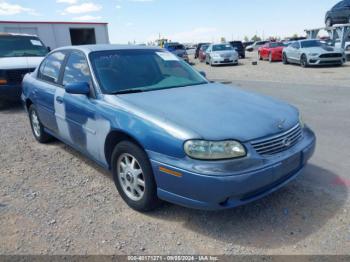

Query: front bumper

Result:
[307,56,345,65]
[149,127,316,210]
[211,56,238,65]
[0,84,22,101]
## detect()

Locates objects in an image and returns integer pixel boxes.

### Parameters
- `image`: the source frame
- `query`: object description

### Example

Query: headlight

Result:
[310,53,319,56]
[299,114,305,129]
[184,140,246,160]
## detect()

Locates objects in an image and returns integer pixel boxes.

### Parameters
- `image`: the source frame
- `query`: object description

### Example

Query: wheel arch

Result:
[104,129,146,170]
[25,98,33,111]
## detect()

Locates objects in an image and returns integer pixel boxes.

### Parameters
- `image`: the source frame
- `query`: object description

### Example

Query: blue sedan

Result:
[22,45,316,212]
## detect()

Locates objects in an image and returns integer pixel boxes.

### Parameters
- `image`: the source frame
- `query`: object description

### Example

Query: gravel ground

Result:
[0,53,349,255]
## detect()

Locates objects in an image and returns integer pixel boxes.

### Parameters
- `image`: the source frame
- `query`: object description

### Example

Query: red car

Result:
[258,42,288,62]
[198,44,210,62]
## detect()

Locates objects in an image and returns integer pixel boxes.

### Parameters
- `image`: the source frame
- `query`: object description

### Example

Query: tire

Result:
[111,141,161,212]
[282,53,289,64]
[326,18,332,27]
[300,54,308,68]
[28,104,52,143]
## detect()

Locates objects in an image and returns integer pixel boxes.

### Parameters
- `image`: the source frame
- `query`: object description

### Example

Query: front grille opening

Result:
[6,68,35,84]
[251,124,303,156]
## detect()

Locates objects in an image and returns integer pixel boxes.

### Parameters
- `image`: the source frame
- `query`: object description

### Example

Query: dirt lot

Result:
[0,52,349,255]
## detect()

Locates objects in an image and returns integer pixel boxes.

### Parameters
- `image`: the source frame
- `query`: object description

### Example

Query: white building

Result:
[0,21,110,49]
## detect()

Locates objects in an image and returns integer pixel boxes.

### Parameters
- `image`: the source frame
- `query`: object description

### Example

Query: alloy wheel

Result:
[31,110,41,138]
[117,153,145,201]
[301,55,308,67]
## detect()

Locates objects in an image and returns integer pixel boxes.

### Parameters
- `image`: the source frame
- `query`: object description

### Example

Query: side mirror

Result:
[65,82,90,95]
[199,71,206,78]
[47,46,51,52]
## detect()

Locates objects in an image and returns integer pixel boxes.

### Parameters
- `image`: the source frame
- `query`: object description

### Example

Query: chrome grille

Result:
[251,124,303,156]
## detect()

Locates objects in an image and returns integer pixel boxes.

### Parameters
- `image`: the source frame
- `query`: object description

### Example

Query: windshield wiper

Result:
[111,89,145,95]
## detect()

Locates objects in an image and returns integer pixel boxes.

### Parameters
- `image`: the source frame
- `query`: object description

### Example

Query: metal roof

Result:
[0,21,108,25]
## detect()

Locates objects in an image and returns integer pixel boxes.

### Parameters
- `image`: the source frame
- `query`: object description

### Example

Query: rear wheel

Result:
[29,105,52,143]
[111,141,161,212]
[282,53,289,64]
[300,54,308,68]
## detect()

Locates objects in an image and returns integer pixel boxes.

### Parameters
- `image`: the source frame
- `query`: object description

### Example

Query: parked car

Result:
[258,42,288,62]
[195,42,210,59]
[198,44,210,63]
[245,41,268,52]
[164,43,189,63]
[205,43,239,66]
[22,45,316,212]
[282,39,346,67]
[243,41,254,49]
[0,33,48,102]
[325,0,350,27]
[229,41,245,58]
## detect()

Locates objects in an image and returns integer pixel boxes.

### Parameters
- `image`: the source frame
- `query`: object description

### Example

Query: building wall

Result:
[0,22,109,49]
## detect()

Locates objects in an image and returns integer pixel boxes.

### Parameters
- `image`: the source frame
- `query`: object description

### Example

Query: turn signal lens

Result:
[0,79,7,85]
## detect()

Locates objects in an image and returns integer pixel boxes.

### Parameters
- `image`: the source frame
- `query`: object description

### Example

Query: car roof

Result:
[298,39,320,42]
[54,44,162,53]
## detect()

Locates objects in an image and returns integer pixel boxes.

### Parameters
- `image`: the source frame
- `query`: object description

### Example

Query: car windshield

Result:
[301,40,323,48]
[0,35,48,58]
[212,44,233,51]
[166,44,185,50]
[270,42,287,48]
[230,42,243,48]
[200,45,209,51]
[90,49,208,94]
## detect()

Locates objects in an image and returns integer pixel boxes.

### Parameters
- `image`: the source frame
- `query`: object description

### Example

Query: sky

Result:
[0,0,342,44]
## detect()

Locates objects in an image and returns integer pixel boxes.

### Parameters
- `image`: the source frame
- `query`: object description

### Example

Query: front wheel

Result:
[300,54,308,68]
[282,53,289,64]
[111,141,161,212]
[29,105,52,143]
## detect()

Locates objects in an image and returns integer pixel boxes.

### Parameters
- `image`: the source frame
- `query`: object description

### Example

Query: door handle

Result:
[56,96,64,104]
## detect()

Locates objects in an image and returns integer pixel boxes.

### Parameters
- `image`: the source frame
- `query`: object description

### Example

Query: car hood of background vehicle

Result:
[0,57,44,70]
[116,83,299,142]
[304,46,342,54]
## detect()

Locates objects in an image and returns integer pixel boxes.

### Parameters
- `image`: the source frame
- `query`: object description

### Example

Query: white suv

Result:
[0,33,48,102]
